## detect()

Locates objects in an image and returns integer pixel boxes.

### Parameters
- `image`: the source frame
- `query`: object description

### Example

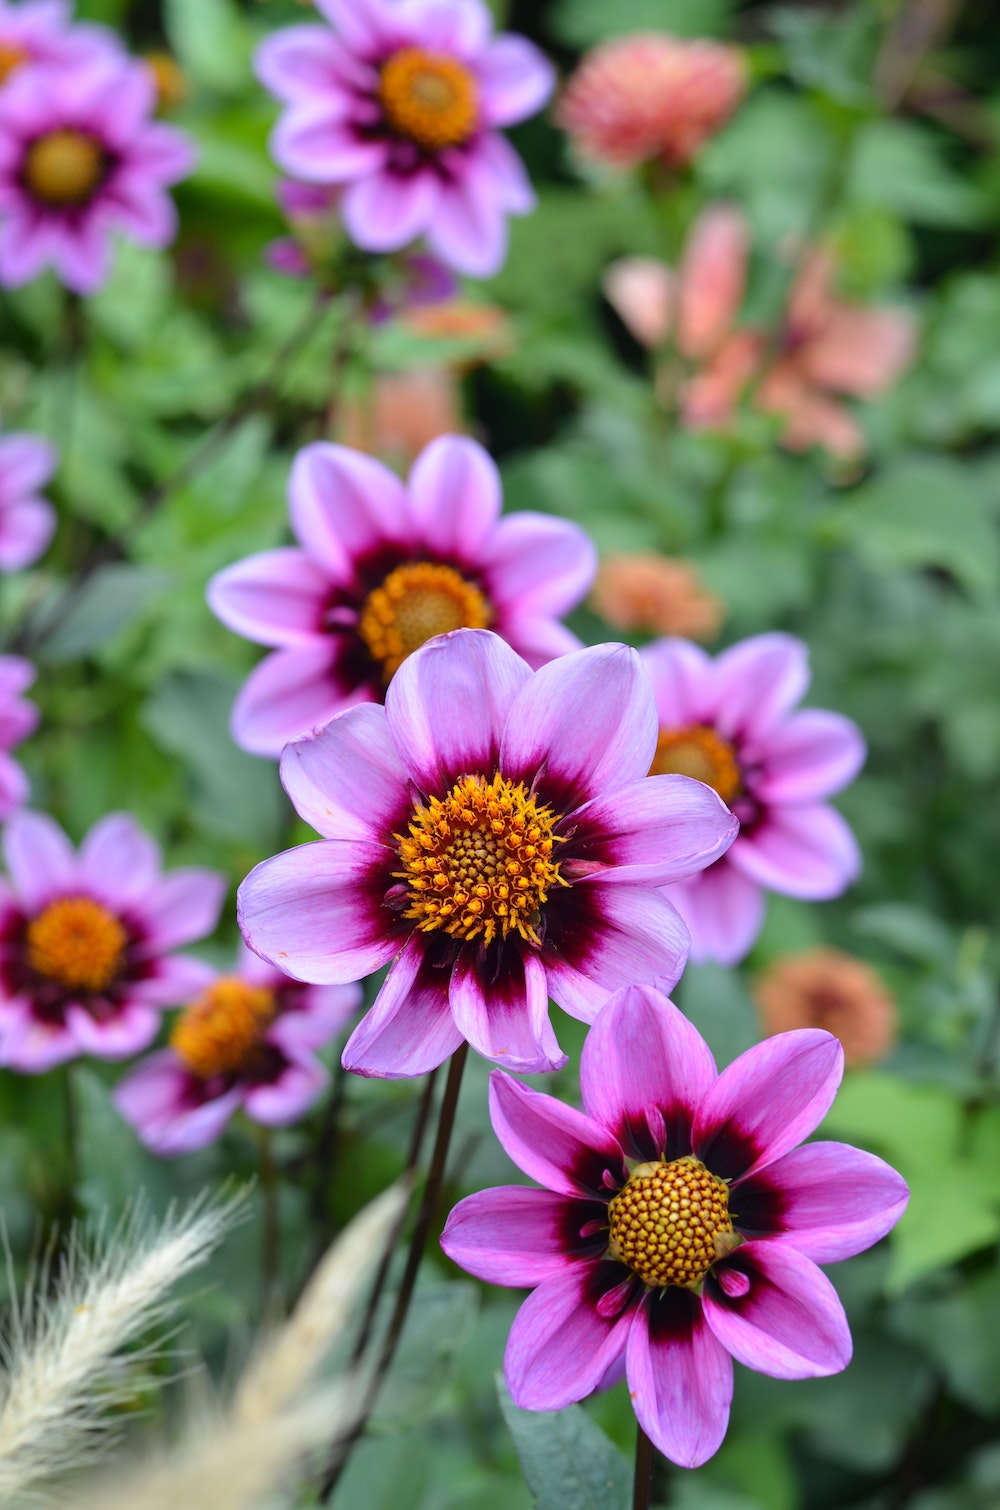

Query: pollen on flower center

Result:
[24,129,106,207]
[650,725,742,806]
[26,897,128,993]
[608,1156,737,1289]
[170,978,277,1080]
[0,43,29,85]
[395,772,568,948]
[379,47,479,152]
[358,561,492,681]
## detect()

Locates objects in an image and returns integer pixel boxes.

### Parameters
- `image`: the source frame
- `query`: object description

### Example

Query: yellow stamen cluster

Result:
[379,47,479,152]
[358,561,492,681]
[0,43,29,85]
[26,897,127,994]
[24,129,105,207]
[396,772,568,947]
[170,978,277,1080]
[608,1157,737,1289]
[650,724,742,806]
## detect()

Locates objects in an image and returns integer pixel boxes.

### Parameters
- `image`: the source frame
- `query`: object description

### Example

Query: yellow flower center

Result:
[358,561,492,682]
[396,772,568,948]
[170,978,278,1080]
[26,897,127,994]
[24,129,105,207]
[379,47,479,152]
[0,43,29,85]
[650,725,742,806]
[608,1157,738,1290]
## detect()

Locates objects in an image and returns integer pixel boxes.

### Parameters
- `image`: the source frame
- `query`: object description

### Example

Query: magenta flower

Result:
[255,0,555,277]
[0,0,116,87]
[442,985,908,1468]
[238,629,738,1078]
[0,811,226,1072]
[0,656,38,818]
[641,633,866,966]
[208,435,598,758]
[113,943,361,1157]
[0,429,56,570]
[0,50,195,294]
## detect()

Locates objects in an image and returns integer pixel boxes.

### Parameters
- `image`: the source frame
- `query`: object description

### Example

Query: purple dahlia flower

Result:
[0,811,225,1072]
[238,629,738,1078]
[114,943,361,1156]
[0,49,195,293]
[0,429,56,570]
[0,656,38,818]
[641,633,866,965]
[255,0,555,277]
[208,435,597,758]
[442,985,908,1468]
[0,0,117,86]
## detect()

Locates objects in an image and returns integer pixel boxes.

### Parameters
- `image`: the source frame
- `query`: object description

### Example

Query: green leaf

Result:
[40,565,171,663]
[551,0,734,45]
[893,1268,1000,1413]
[163,0,252,95]
[847,121,988,228]
[498,1378,631,1510]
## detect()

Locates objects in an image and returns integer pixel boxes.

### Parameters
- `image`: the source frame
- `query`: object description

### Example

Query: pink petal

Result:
[127,953,216,1007]
[124,122,196,181]
[693,1029,844,1182]
[0,752,28,818]
[749,711,866,804]
[426,161,508,278]
[102,175,177,247]
[51,216,111,296]
[478,34,556,127]
[272,107,389,183]
[602,258,674,348]
[488,1071,626,1198]
[0,1001,78,1071]
[800,307,916,398]
[134,868,225,954]
[255,25,363,101]
[0,210,58,288]
[0,433,57,496]
[341,934,464,1077]
[640,638,717,728]
[4,809,76,909]
[268,979,361,1049]
[410,0,492,57]
[0,655,35,698]
[207,549,329,647]
[449,945,566,1073]
[728,804,861,900]
[501,613,582,670]
[627,1289,733,1469]
[504,1262,637,1411]
[79,813,161,910]
[567,773,737,886]
[230,643,367,760]
[542,882,690,1023]
[704,1241,852,1380]
[64,1000,159,1059]
[341,167,437,252]
[407,435,500,561]
[0,498,56,570]
[470,131,536,215]
[441,1186,602,1286]
[480,512,597,618]
[665,862,766,968]
[280,704,409,843]
[712,633,810,743]
[288,442,411,587]
[243,1046,328,1124]
[113,1051,242,1156]
[315,0,391,52]
[676,204,748,361]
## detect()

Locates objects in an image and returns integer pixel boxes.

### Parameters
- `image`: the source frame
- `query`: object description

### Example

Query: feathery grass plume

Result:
[0,1191,245,1503]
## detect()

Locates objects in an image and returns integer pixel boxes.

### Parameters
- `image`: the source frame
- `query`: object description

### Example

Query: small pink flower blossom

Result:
[557,34,745,172]
[237,629,738,1078]
[255,0,554,277]
[0,50,196,294]
[0,0,118,88]
[442,986,908,1468]
[0,810,226,1072]
[0,656,38,818]
[113,943,361,1157]
[642,632,866,966]
[0,429,57,570]
[208,434,598,758]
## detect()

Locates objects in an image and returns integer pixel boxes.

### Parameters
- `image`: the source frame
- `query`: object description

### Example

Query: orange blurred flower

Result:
[337,368,462,467]
[591,553,723,641]
[402,300,514,367]
[143,51,188,113]
[754,947,898,1069]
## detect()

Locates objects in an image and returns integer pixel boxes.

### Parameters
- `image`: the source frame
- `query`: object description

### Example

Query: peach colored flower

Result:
[558,33,746,171]
[337,368,462,467]
[402,299,514,367]
[591,553,723,641]
[753,947,898,1069]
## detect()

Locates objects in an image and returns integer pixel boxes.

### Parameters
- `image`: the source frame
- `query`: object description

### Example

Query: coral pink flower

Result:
[208,435,597,758]
[0,656,38,818]
[754,946,898,1069]
[641,633,866,966]
[0,811,225,1072]
[442,986,908,1468]
[256,0,554,277]
[557,34,745,172]
[238,630,738,1078]
[0,51,195,294]
[590,553,723,643]
[0,429,57,570]
[114,944,361,1156]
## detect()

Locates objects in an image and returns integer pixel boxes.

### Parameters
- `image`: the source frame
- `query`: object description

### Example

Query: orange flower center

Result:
[650,725,741,806]
[170,978,278,1080]
[26,897,127,993]
[358,561,492,682]
[24,129,105,207]
[0,43,29,85]
[608,1157,738,1289]
[379,47,478,152]
[396,772,568,948]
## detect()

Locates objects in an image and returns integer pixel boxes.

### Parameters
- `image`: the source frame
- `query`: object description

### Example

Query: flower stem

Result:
[633,1422,654,1510]
[318,1043,469,1501]
[259,1124,280,1317]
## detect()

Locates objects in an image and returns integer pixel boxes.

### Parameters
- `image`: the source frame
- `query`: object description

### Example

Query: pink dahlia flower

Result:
[0,0,117,88]
[641,633,866,966]
[208,435,597,759]
[557,33,745,172]
[0,429,57,570]
[0,656,38,818]
[0,811,226,1072]
[442,986,908,1468]
[238,629,738,1078]
[0,50,195,294]
[255,0,555,277]
[113,943,361,1156]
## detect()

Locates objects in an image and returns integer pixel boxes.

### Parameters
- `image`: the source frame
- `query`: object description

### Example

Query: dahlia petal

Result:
[703,1241,852,1380]
[288,442,411,586]
[712,633,810,743]
[441,1187,597,1286]
[471,131,536,214]
[207,548,329,648]
[0,753,28,819]
[315,0,390,52]
[734,1141,909,1262]
[426,165,508,278]
[385,628,530,794]
[543,884,690,1023]
[230,643,366,760]
[750,711,866,804]
[579,985,717,1161]
[280,704,409,842]
[102,175,176,247]
[665,863,766,968]
[272,107,389,184]
[406,0,492,56]
[449,946,566,1073]
[255,25,360,101]
[800,307,916,398]
[728,804,861,900]
[568,774,737,886]
[480,512,597,617]
[4,810,76,909]
[243,1046,328,1124]
[0,1001,78,1072]
[500,614,583,670]
[51,217,111,296]
[603,258,674,348]
[0,656,35,699]
[0,695,36,746]
[0,211,58,288]
[127,953,216,1007]
[488,1071,626,1198]
[693,1029,843,1182]
[239,841,402,986]
[341,167,437,252]
[113,1052,243,1156]
[478,35,556,126]
[64,1000,159,1059]
[341,934,463,1078]
[627,1289,733,1469]
[676,204,748,362]
[268,978,361,1048]
[640,637,721,728]
[134,868,226,954]
[0,434,57,497]
[504,1262,637,1412]
[407,435,500,561]
[124,122,196,182]
[0,498,56,570]
[79,812,161,909]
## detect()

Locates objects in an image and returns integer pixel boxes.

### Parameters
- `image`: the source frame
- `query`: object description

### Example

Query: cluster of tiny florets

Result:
[608,1156,735,1289]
